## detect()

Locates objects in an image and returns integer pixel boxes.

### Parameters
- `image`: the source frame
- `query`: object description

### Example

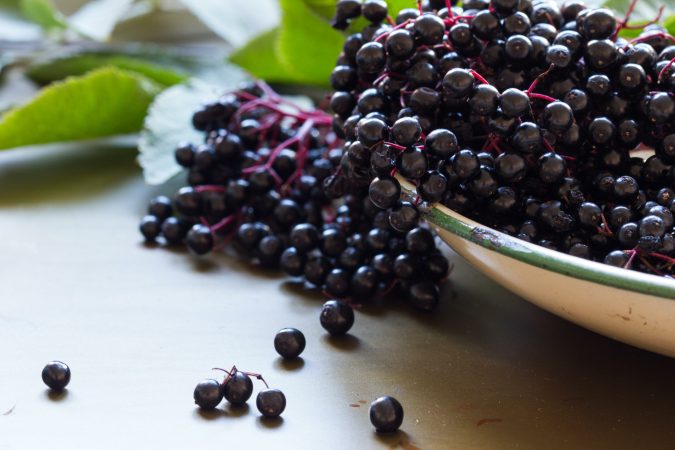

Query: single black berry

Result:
[42,361,71,391]
[274,328,306,359]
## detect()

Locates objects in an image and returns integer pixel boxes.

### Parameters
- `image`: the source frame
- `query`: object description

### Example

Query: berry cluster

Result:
[139,81,449,310]
[327,0,675,275]
[194,365,286,418]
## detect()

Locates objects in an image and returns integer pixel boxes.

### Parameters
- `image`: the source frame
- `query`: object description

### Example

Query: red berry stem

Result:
[611,0,639,40]
[630,32,675,44]
[239,371,269,389]
[620,6,664,30]
[526,64,554,96]
[623,248,638,269]
[528,92,557,103]
[658,57,675,83]
[469,69,490,85]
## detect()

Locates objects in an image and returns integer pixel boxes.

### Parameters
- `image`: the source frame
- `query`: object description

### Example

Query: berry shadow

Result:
[256,416,284,429]
[193,408,226,421]
[222,403,249,418]
[279,280,323,303]
[321,334,360,351]
[45,389,69,402]
[274,356,305,371]
[373,430,418,450]
[0,142,138,206]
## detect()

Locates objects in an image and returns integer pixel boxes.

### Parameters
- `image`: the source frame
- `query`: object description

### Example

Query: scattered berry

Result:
[41,361,71,391]
[369,396,404,433]
[274,328,306,359]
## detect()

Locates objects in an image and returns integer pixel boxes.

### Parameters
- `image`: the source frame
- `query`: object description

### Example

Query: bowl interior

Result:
[398,179,675,300]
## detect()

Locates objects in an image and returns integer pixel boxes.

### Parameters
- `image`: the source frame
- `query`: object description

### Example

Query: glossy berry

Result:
[369,396,404,433]
[320,300,355,336]
[186,224,213,255]
[409,281,440,311]
[140,215,161,242]
[256,389,286,418]
[414,14,445,45]
[42,361,71,391]
[193,379,223,410]
[369,177,401,209]
[223,371,253,405]
[274,328,306,359]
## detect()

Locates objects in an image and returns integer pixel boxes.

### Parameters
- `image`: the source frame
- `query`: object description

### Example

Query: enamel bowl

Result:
[399,180,675,358]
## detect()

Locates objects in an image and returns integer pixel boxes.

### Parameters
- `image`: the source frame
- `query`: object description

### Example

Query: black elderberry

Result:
[42,361,71,391]
[290,223,319,253]
[161,217,187,245]
[409,87,441,114]
[470,84,499,116]
[397,148,428,180]
[237,222,269,252]
[357,117,388,147]
[386,29,415,59]
[320,300,355,335]
[186,224,213,255]
[140,215,162,242]
[471,10,500,40]
[541,102,574,133]
[495,152,527,183]
[505,35,533,61]
[274,328,306,359]
[369,396,404,433]
[369,177,401,210]
[537,152,566,184]
[443,68,475,98]
[256,389,286,418]
[581,8,616,40]
[499,88,531,118]
[223,371,253,406]
[356,42,386,74]
[194,379,223,410]
[332,0,361,29]
[362,0,387,23]
[280,247,306,277]
[175,143,195,167]
[414,14,446,45]
[584,39,618,71]
[512,122,542,154]
[588,117,615,146]
[391,117,422,147]
[304,255,331,286]
[351,265,379,298]
[408,281,440,311]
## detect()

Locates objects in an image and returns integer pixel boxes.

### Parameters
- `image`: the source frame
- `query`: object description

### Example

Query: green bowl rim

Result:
[399,182,675,299]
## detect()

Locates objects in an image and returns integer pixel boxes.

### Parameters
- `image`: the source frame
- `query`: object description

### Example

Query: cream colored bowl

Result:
[400,181,675,358]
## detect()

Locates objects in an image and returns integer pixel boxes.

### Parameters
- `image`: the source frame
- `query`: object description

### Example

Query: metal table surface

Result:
[1,143,675,450]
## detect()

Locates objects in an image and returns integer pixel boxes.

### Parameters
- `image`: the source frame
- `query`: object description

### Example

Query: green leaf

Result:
[179,0,279,47]
[20,0,66,29]
[277,0,344,86]
[302,0,417,21]
[138,63,248,185]
[0,67,162,150]
[138,80,219,184]
[665,15,675,35]
[302,0,336,19]
[68,0,135,41]
[229,28,297,84]
[601,0,674,23]
[26,54,188,87]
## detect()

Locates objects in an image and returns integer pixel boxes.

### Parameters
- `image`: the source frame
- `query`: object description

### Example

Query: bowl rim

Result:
[398,180,675,299]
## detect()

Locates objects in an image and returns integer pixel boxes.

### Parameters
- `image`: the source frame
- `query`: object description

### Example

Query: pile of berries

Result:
[139,81,449,311]
[325,0,675,275]
[194,365,286,418]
